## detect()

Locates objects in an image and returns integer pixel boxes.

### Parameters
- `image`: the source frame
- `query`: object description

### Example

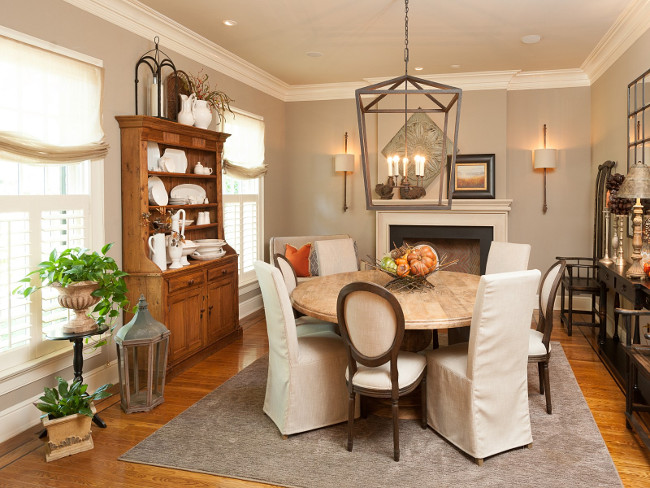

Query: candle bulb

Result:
[403,157,409,177]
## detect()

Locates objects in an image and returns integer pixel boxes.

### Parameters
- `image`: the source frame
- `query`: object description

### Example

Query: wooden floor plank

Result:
[0,309,649,487]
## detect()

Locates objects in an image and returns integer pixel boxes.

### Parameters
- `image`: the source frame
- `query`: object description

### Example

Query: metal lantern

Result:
[134,36,178,118]
[115,295,170,413]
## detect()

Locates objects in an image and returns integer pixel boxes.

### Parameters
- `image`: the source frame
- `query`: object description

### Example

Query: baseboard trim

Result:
[0,361,119,444]
[240,293,263,319]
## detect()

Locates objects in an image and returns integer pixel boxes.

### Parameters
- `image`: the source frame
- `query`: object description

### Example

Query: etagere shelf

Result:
[116,115,240,377]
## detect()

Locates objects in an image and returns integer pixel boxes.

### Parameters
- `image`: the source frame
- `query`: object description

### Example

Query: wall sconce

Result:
[334,132,355,212]
[533,124,557,214]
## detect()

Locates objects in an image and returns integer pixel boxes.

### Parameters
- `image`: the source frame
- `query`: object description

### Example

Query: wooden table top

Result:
[291,270,481,330]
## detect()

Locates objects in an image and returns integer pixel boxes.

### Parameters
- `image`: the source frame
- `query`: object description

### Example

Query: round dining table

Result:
[291,269,481,331]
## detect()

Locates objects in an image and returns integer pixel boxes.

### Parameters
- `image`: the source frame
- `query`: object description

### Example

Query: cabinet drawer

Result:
[167,271,204,293]
[208,262,237,282]
[599,268,615,288]
[614,278,634,301]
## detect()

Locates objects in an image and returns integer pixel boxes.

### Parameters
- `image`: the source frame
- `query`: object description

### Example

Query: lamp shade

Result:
[334,154,354,172]
[617,160,650,199]
[533,148,557,169]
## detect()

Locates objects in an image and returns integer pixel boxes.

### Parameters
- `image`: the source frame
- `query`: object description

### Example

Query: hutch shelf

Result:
[116,115,240,377]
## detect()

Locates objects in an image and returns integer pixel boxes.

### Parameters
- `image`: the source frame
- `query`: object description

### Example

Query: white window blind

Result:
[222,108,265,284]
[0,29,102,373]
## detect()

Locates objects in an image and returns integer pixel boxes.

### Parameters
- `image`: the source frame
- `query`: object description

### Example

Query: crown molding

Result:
[581,0,650,83]
[63,0,290,100]
[64,0,645,102]
[507,69,591,91]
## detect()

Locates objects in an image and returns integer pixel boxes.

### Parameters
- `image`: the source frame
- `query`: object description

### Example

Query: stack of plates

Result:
[170,184,206,204]
[190,238,226,261]
[168,197,189,205]
[148,176,168,206]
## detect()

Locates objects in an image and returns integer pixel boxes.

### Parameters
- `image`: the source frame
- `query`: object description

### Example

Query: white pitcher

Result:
[170,209,186,236]
[148,233,167,270]
[192,99,213,129]
[178,93,195,126]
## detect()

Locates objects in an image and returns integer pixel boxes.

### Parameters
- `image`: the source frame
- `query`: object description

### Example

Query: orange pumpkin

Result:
[407,249,422,263]
[421,256,435,270]
[395,257,408,266]
[419,246,435,260]
[396,263,410,277]
[410,260,429,276]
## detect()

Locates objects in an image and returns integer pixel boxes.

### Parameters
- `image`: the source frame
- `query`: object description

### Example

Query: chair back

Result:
[254,260,299,364]
[537,260,566,350]
[273,253,298,295]
[337,282,404,381]
[484,241,531,275]
[314,238,359,276]
[467,269,540,382]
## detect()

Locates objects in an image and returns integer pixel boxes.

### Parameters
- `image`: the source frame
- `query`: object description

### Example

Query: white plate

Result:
[170,184,206,202]
[148,176,168,206]
[190,249,226,261]
[181,219,194,227]
[194,239,226,245]
[147,142,160,171]
[163,148,188,173]
[196,245,223,253]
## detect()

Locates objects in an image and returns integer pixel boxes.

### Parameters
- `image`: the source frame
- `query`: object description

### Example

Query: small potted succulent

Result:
[36,376,112,462]
[14,243,130,338]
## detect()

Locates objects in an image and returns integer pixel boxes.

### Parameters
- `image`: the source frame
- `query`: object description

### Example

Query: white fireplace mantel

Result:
[375,199,512,257]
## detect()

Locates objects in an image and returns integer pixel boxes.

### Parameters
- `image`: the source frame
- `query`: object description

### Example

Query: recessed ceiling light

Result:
[521,34,541,44]
[223,20,237,27]
[306,51,323,57]
[414,66,423,71]
[450,64,461,69]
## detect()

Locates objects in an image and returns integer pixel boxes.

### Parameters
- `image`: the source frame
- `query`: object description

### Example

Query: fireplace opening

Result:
[389,225,493,275]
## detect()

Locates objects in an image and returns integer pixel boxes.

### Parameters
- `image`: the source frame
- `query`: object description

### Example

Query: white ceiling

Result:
[137,0,632,86]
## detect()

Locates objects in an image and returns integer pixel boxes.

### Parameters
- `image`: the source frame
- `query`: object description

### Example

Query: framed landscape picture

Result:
[447,154,495,199]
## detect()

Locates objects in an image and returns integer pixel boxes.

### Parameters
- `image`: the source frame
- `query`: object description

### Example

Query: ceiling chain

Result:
[404,0,410,74]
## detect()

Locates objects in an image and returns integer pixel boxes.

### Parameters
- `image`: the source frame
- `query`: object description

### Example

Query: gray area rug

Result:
[120,344,622,487]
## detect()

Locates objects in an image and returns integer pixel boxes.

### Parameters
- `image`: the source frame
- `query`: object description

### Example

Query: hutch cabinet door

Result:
[206,275,237,345]
[167,286,204,363]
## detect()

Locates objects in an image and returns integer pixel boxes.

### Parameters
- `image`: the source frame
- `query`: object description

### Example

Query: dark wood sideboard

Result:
[597,262,650,447]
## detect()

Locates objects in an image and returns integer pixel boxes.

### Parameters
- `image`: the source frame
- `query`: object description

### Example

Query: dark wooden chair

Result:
[336,282,427,461]
[528,260,566,414]
[557,160,615,335]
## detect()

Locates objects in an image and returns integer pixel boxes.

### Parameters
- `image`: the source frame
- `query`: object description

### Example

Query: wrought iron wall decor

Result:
[356,0,462,211]
[134,36,178,118]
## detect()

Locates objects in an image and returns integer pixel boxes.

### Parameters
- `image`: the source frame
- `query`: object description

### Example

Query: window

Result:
[221,108,266,285]
[0,28,105,373]
[222,109,265,284]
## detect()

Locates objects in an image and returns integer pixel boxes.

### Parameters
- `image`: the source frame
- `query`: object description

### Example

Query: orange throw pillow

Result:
[285,243,312,277]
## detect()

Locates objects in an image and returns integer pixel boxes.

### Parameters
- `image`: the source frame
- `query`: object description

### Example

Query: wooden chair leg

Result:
[560,282,566,326]
[347,390,355,452]
[542,361,552,414]
[421,376,427,429]
[567,289,573,336]
[537,362,545,395]
[392,398,400,461]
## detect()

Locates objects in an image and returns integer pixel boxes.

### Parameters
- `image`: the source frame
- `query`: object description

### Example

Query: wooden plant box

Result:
[41,404,96,462]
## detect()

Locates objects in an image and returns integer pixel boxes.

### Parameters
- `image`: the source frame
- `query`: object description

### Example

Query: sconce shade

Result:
[334,154,354,173]
[533,148,557,169]
[617,160,650,199]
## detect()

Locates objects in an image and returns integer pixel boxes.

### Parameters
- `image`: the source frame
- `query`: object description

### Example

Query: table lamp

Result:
[616,159,650,279]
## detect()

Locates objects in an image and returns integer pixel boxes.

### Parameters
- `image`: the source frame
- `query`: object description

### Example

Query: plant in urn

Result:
[185,69,234,130]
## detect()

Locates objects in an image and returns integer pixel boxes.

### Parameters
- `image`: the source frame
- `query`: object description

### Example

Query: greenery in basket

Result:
[183,69,234,121]
[13,243,131,336]
[35,376,112,419]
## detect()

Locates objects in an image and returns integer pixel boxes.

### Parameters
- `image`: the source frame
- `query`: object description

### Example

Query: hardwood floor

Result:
[0,310,648,487]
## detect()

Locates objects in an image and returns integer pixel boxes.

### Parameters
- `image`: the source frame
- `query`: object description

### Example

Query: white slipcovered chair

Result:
[529,259,566,414]
[484,241,531,274]
[314,238,359,276]
[426,269,541,465]
[254,261,351,436]
[337,281,427,462]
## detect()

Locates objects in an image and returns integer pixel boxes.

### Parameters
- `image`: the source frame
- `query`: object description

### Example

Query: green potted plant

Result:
[14,243,130,338]
[36,376,112,462]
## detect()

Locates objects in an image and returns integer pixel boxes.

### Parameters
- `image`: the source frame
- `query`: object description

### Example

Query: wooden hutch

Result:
[116,115,240,376]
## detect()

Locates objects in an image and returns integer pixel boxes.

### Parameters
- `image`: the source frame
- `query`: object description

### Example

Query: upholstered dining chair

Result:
[529,260,566,414]
[484,241,531,275]
[314,238,359,276]
[254,261,352,436]
[337,281,427,462]
[426,269,541,465]
[273,253,305,318]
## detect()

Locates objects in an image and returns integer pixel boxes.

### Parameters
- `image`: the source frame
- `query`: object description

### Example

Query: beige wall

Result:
[0,0,284,416]
[507,87,592,271]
